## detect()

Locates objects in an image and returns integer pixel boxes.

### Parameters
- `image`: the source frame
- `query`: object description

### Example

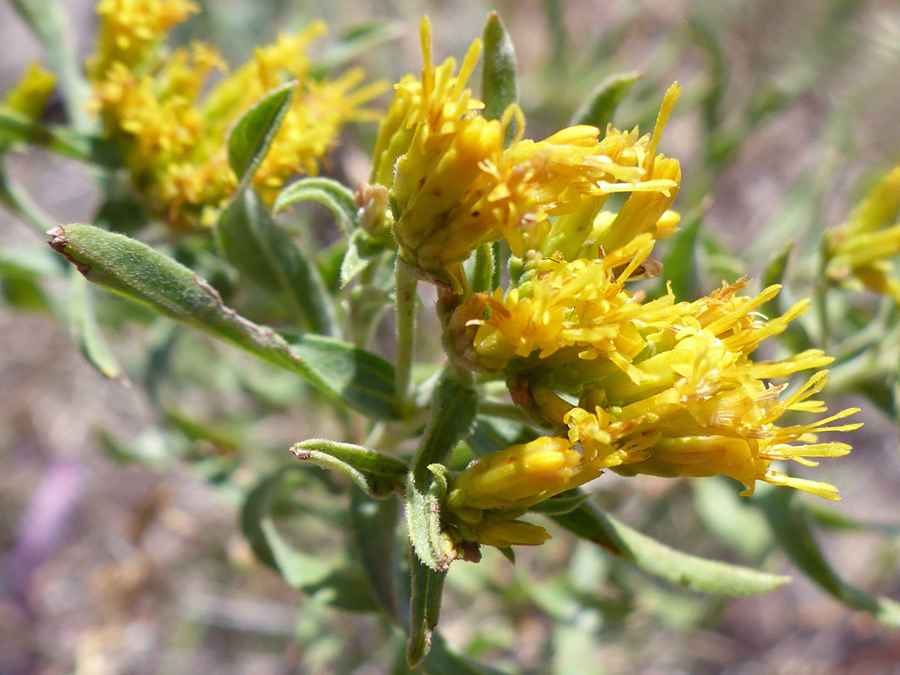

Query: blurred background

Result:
[2,0,900,673]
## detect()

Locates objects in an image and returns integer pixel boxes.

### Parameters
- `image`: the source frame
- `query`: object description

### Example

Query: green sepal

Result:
[291,438,408,499]
[48,224,401,419]
[273,176,358,236]
[227,81,296,192]
[570,71,643,129]
[552,501,791,595]
[470,243,495,294]
[216,187,339,336]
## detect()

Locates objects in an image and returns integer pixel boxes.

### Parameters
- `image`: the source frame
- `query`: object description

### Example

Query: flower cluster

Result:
[372,19,860,549]
[88,0,387,226]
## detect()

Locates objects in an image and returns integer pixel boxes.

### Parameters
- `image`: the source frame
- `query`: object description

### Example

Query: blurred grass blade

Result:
[273,176,358,236]
[11,0,92,131]
[227,81,295,192]
[760,489,900,627]
[311,21,401,77]
[423,633,510,675]
[217,188,339,336]
[0,164,56,234]
[552,501,791,595]
[759,239,795,320]
[0,107,121,166]
[290,438,408,499]
[349,488,402,624]
[48,224,400,419]
[68,269,129,385]
[481,12,517,145]
[406,551,448,669]
[570,71,643,129]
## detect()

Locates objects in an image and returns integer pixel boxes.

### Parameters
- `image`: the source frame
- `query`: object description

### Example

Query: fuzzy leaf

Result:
[552,501,791,595]
[48,224,400,419]
[406,551,448,669]
[570,71,643,129]
[216,188,338,336]
[481,12,518,145]
[227,81,295,191]
[291,438,408,498]
[273,176,357,235]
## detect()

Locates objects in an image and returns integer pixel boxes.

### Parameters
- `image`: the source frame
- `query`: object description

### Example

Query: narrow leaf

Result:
[290,438,408,498]
[424,633,511,675]
[273,176,358,236]
[0,164,56,234]
[481,12,518,145]
[570,71,643,129]
[406,550,448,669]
[227,81,296,191]
[0,107,120,166]
[68,269,130,385]
[310,22,402,77]
[217,188,338,336]
[552,501,791,595]
[48,224,400,419]
[760,489,900,627]
[406,465,452,571]
[349,488,403,624]
[759,239,794,319]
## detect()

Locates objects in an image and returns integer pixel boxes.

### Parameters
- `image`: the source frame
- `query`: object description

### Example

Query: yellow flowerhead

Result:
[826,165,900,305]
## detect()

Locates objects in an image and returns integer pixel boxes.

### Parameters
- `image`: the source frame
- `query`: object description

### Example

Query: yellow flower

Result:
[826,165,900,305]
[88,3,386,226]
[382,18,682,281]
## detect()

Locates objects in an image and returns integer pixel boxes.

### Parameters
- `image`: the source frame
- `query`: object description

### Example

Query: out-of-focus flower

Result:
[1,62,57,121]
[826,165,900,304]
[88,0,386,226]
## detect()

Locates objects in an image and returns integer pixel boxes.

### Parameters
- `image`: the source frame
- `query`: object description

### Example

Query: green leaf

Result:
[240,468,292,569]
[273,176,358,236]
[759,489,900,627]
[468,416,537,457]
[340,229,388,287]
[406,371,477,571]
[290,438,408,499]
[693,478,771,561]
[552,501,791,595]
[0,107,120,166]
[48,224,400,419]
[349,489,403,624]
[570,71,643,129]
[662,209,703,301]
[11,0,92,131]
[227,81,295,192]
[481,12,518,146]
[68,269,130,385]
[527,489,589,515]
[216,188,338,336]
[406,551,448,669]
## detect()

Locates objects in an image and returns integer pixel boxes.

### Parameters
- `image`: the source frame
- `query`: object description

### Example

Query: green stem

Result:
[394,256,418,415]
[476,400,534,424]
